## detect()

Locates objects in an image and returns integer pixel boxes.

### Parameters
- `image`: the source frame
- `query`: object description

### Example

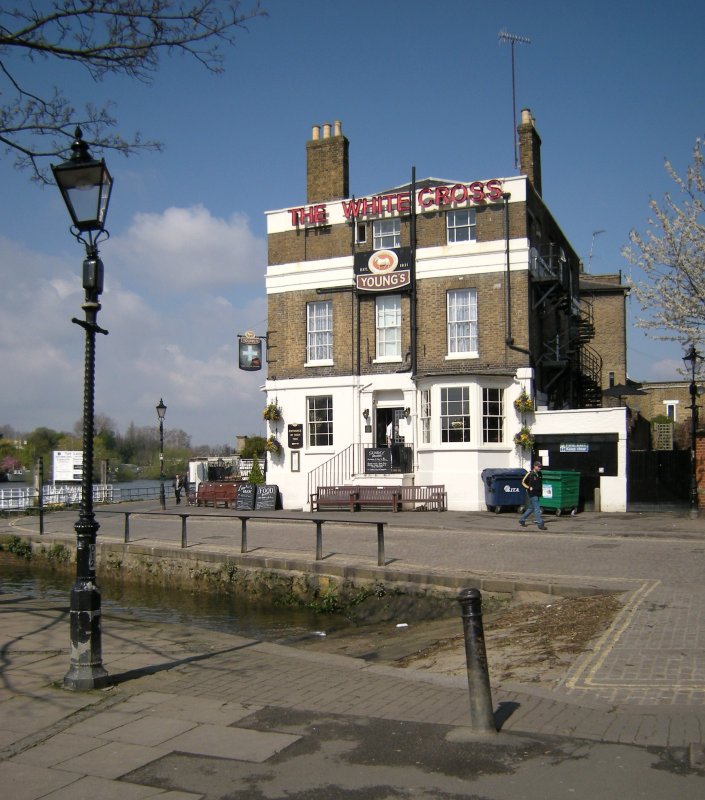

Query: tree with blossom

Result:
[624,136,705,372]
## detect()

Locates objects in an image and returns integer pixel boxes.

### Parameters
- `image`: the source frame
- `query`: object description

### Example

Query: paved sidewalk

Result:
[1,506,705,798]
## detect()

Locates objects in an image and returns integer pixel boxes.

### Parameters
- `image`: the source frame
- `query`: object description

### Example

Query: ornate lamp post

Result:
[156,398,167,510]
[52,127,113,690]
[683,344,701,519]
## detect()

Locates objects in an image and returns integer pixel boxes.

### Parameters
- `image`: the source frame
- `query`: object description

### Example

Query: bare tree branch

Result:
[0,1,265,182]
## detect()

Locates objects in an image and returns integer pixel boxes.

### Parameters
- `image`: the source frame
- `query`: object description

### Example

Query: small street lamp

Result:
[156,398,167,510]
[682,344,701,519]
[51,127,113,690]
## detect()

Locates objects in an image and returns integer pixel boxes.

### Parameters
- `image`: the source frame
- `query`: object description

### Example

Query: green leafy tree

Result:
[0,1,266,181]
[248,455,265,484]
[239,436,266,458]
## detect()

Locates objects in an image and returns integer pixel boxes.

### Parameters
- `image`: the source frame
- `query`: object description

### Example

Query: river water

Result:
[0,555,349,643]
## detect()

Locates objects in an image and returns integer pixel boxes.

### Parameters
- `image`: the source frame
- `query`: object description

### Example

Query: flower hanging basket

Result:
[265,436,282,454]
[513,426,535,450]
[263,403,282,422]
[513,390,534,414]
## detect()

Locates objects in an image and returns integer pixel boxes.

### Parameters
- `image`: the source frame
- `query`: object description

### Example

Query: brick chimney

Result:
[306,120,349,203]
[517,108,542,197]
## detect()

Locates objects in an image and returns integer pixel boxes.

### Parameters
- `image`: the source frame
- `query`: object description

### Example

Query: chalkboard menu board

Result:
[235,482,256,510]
[256,484,279,510]
[287,424,303,449]
[364,447,392,474]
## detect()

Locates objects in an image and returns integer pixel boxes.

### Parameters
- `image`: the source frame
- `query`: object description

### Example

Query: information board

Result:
[287,424,303,449]
[235,482,256,510]
[256,484,279,510]
[53,450,83,482]
[364,448,392,474]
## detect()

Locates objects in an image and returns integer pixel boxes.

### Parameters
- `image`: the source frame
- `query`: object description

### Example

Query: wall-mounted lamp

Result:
[404,408,411,418]
[362,409,370,420]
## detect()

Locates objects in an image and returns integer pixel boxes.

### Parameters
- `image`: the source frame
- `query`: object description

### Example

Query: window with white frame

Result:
[355,222,367,244]
[307,395,333,447]
[376,294,401,360]
[307,301,332,362]
[447,208,477,243]
[421,389,431,444]
[373,218,400,250]
[447,289,478,355]
[482,387,504,443]
[664,400,678,422]
[441,386,470,442]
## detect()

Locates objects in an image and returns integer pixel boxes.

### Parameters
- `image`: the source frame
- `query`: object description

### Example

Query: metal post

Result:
[240,517,248,553]
[123,512,130,543]
[64,246,109,690]
[377,522,385,566]
[159,416,166,511]
[180,514,188,548]
[37,457,44,536]
[685,344,700,519]
[315,520,323,560]
[457,588,495,733]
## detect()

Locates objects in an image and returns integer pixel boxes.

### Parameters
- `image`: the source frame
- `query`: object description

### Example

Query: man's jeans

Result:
[519,495,544,526]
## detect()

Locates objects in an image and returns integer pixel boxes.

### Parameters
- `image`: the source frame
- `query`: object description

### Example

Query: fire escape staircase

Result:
[531,246,602,407]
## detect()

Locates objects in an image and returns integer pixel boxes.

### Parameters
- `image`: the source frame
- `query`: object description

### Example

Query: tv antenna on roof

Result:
[588,229,606,271]
[498,30,531,171]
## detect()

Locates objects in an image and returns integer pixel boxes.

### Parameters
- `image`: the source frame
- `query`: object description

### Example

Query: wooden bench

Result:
[310,485,359,512]
[356,486,401,512]
[399,485,447,511]
[196,482,238,508]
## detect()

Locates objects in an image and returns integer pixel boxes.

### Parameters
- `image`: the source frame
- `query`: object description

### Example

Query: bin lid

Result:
[481,468,527,480]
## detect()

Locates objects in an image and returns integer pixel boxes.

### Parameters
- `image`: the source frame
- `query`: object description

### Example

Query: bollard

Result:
[457,588,496,733]
[377,522,385,566]
[240,517,248,553]
[180,514,188,548]
[123,512,130,543]
[315,520,323,560]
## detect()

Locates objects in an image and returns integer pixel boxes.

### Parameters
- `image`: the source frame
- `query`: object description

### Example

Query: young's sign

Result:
[354,248,412,293]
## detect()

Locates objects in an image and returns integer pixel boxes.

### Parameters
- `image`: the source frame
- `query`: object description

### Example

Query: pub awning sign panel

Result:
[238,331,263,371]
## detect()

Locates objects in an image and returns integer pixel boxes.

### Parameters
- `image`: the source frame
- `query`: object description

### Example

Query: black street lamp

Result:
[157,398,167,510]
[682,343,701,520]
[52,127,113,690]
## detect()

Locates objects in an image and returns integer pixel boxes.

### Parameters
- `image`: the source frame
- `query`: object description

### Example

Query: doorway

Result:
[376,408,406,469]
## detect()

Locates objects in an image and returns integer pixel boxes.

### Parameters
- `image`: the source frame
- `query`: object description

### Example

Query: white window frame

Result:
[421,389,431,444]
[664,400,678,422]
[373,218,400,250]
[447,208,477,243]
[306,300,333,364]
[375,294,402,361]
[307,395,333,447]
[441,386,470,443]
[447,288,478,357]
[482,387,504,443]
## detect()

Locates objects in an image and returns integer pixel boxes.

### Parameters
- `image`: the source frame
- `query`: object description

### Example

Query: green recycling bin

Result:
[539,470,580,516]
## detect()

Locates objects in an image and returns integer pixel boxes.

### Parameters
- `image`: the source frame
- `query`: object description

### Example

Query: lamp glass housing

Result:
[52,131,113,232]
[156,399,167,420]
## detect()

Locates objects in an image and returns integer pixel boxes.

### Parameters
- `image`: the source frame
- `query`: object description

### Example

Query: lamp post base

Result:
[63,581,110,691]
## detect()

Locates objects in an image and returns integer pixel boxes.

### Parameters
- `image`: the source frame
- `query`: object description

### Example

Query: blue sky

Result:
[1,0,703,446]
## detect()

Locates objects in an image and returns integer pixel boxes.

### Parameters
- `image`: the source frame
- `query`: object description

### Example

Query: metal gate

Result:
[628,450,691,510]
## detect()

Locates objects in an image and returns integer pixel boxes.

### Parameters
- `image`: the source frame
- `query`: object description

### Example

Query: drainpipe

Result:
[504,191,530,356]
[410,167,418,376]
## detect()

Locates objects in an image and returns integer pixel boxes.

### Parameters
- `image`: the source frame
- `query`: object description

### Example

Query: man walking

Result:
[519,461,547,530]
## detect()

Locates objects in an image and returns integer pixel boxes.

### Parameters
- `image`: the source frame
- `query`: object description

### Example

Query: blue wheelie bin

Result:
[481,468,527,514]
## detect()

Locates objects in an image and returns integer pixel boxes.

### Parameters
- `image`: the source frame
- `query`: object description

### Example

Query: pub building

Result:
[261,114,629,511]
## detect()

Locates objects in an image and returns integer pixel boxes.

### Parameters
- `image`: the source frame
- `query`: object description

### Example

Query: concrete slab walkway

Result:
[1,505,704,798]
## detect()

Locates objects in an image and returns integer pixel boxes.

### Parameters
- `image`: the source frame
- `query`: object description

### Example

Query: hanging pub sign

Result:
[354,248,412,292]
[238,331,263,371]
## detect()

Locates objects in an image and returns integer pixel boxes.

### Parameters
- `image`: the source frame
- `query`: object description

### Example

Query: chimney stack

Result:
[307,119,349,203]
[517,108,542,197]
